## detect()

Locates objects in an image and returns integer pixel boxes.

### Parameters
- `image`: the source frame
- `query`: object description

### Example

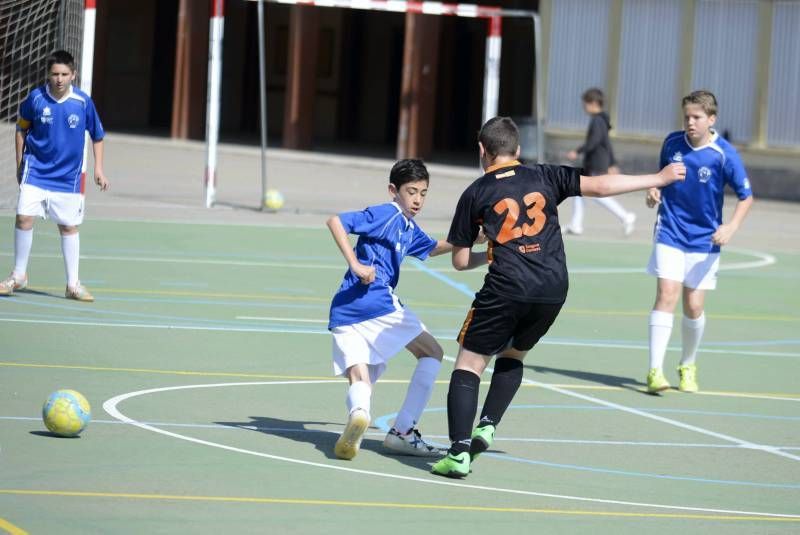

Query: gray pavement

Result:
[1,132,798,253]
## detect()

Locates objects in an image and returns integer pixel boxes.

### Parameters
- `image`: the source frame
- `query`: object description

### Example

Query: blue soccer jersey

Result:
[655,130,752,253]
[328,202,438,329]
[17,84,105,193]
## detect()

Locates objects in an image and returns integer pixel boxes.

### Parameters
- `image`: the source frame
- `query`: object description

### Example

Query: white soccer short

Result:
[331,307,426,380]
[647,242,720,290]
[17,184,85,226]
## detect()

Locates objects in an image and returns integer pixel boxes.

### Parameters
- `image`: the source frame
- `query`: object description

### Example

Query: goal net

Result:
[0,0,84,208]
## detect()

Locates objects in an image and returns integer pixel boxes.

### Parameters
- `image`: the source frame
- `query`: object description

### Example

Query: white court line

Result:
[236,316,327,323]
[0,246,776,274]
[6,415,799,450]
[443,362,800,464]
[102,381,800,519]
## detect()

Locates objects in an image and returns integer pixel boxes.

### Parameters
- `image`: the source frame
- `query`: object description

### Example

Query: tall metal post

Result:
[257,0,269,208]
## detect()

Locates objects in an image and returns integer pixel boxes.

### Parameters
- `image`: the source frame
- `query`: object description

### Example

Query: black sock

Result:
[477,357,523,428]
[447,369,480,454]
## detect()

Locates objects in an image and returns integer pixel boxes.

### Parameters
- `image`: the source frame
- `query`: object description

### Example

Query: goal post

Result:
[203,0,543,208]
[0,0,91,208]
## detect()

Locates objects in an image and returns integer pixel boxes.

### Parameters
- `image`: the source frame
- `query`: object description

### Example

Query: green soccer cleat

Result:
[469,424,495,461]
[431,451,470,479]
[678,364,698,393]
[646,368,670,394]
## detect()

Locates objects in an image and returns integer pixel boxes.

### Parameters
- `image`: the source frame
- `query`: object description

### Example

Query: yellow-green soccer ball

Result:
[263,189,285,211]
[42,390,91,437]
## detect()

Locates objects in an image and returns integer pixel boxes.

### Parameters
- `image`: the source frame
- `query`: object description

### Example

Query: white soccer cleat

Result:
[334,408,370,460]
[65,281,94,302]
[0,273,27,296]
[383,427,443,457]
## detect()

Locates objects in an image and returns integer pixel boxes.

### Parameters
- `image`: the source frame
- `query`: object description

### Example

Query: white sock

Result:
[569,197,584,229]
[346,381,371,418]
[13,228,33,279]
[648,310,674,370]
[594,196,629,222]
[393,357,441,433]
[680,313,706,366]
[61,233,80,288]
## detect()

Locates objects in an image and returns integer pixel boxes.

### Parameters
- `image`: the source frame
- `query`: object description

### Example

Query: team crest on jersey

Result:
[41,106,53,124]
[671,151,683,162]
[68,114,80,128]
[698,166,712,183]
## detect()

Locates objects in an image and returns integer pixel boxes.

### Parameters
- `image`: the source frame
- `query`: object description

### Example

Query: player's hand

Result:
[350,263,376,285]
[565,150,578,161]
[711,224,736,246]
[94,170,109,191]
[608,165,621,175]
[657,162,686,186]
[646,187,661,208]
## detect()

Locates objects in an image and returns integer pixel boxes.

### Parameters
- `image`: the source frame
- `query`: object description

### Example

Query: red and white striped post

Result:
[80,0,96,193]
[482,15,502,126]
[204,0,225,208]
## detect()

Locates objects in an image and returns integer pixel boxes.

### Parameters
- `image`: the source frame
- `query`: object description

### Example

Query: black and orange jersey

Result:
[447,161,581,303]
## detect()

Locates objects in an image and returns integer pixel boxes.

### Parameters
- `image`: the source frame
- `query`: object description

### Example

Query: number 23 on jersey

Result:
[492,192,547,244]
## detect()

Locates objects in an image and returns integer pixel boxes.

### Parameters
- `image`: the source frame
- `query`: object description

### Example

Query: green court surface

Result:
[1,215,799,534]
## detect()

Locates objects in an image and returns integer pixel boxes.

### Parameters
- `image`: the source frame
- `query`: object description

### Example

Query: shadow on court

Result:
[527,364,645,393]
[216,416,439,470]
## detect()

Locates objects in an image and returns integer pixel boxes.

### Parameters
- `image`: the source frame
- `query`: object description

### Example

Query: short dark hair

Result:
[582,87,604,106]
[478,117,519,157]
[682,90,717,117]
[46,50,76,72]
[389,159,429,189]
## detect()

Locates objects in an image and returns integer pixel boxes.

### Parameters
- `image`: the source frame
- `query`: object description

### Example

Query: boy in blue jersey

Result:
[431,117,685,478]
[1,50,108,301]
[644,90,753,394]
[327,159,453,460]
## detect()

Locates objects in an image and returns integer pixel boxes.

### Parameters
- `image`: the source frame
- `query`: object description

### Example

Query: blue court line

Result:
[409,258,475,297]
[373,408,800,490]
[3,299,798,357]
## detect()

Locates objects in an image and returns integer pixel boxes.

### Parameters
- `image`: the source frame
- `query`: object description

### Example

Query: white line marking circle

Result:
[103,380,800,519]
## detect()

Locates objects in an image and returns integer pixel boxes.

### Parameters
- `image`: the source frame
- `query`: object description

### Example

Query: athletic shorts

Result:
[331,307,426,379]
[647,243,719,290]
[457,289,563,356]
[17,184,85,226]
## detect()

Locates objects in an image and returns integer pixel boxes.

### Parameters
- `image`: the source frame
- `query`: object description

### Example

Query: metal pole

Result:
[532,13,544,163]
[481,16,502,125]
[205,0,225,208]
[80,0,97,188]
[257,0,269,209]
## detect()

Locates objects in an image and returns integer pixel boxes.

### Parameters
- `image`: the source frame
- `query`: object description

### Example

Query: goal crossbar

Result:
[204,0,543,208]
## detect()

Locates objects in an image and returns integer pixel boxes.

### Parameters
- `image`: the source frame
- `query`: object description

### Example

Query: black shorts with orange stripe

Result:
[457,288,563,356]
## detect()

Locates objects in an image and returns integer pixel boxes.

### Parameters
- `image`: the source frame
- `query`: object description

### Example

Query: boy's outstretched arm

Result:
[429,240,453,257]
[580,163,686,197]
[326,215,375,285]
[712,195,753,245]
[452,245,489,271]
